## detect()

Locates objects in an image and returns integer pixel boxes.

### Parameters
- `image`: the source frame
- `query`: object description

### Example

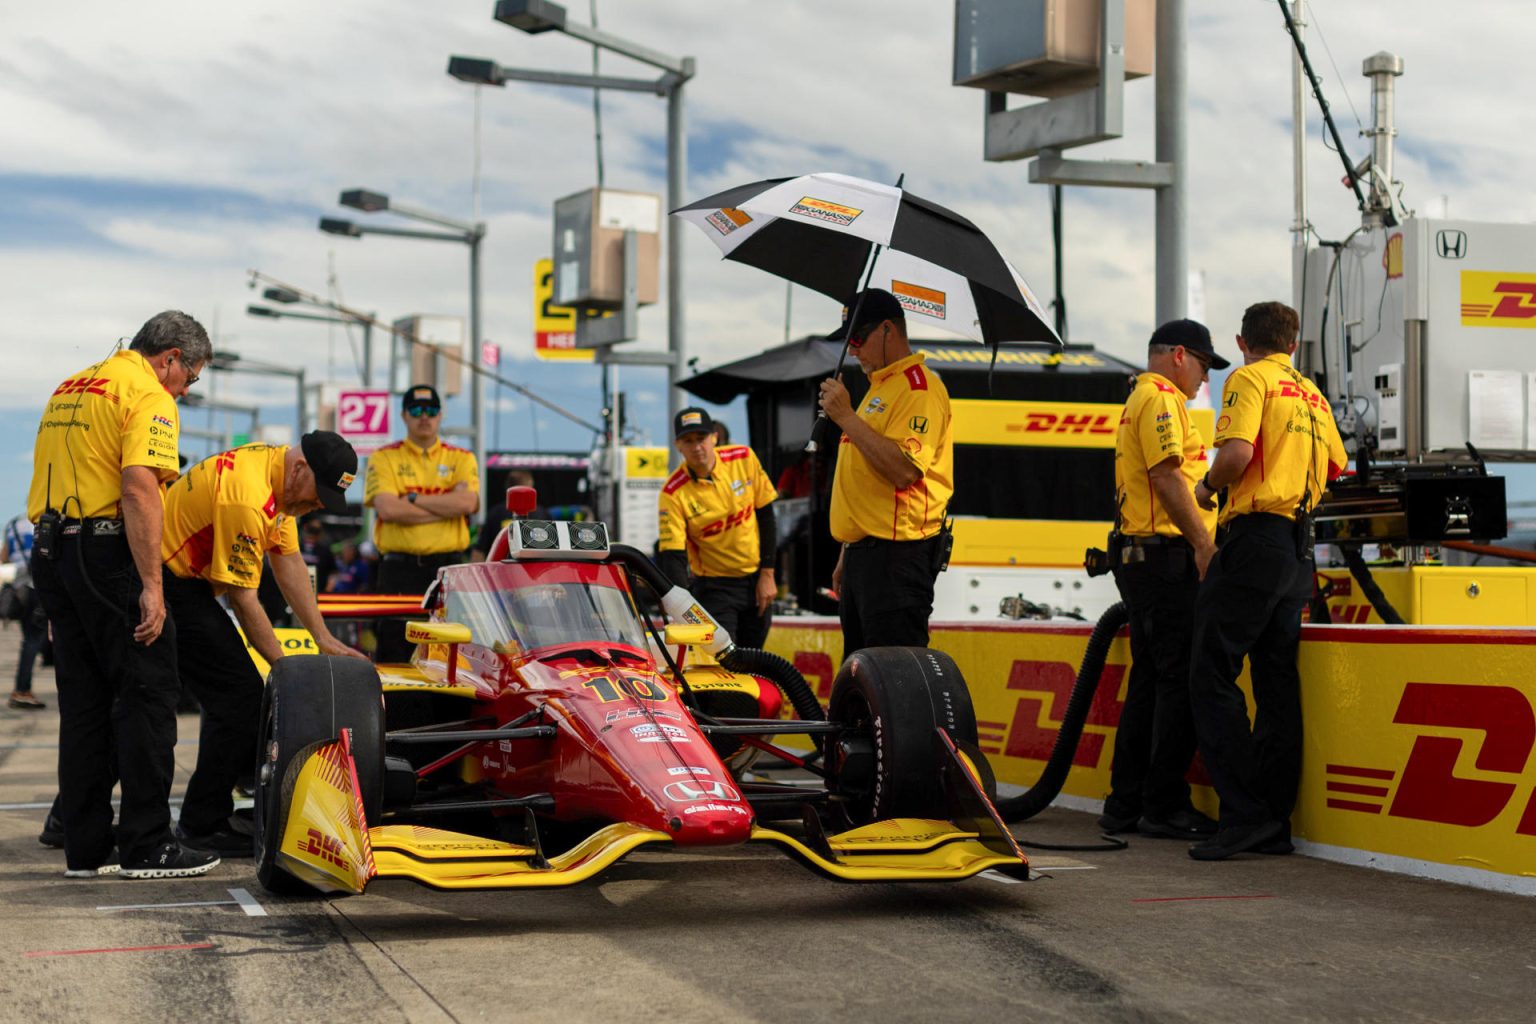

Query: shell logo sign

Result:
[1460,271,1536,327]
[1382,232,1404,279]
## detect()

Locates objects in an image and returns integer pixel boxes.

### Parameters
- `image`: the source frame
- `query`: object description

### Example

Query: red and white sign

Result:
[335,389,392,456]
[482,342,500,368]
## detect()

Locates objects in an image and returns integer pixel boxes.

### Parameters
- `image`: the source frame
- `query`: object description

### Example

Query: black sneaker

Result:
[120,842,219,879]
[174,824,254,858]
[38,812,64,848]
[63,848,120,878]
[1097,808,1141,834]
[1188,820,1282,862]
[1138,807,1219,839]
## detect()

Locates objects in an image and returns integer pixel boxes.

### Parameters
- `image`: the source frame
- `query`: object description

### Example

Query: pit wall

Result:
[767,618,1536,895]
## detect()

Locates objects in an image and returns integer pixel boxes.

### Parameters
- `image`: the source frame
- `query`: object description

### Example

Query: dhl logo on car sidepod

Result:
[1326,682,1536,835]
[1460,271,1536,327]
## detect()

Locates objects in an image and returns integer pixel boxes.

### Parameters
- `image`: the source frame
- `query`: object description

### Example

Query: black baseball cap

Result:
[402,384,442,412]
[1149,318,1230,371]
[300,430,359,513]
[673,407,714,440]
[825,287,906,342]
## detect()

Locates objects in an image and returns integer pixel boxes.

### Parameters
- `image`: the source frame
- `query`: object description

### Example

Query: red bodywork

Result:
[414,560,755,846]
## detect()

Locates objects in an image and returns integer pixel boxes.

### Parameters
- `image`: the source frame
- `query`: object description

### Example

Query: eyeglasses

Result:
[182,367,200,388]
[1185,349,1212,372]
[848,322,883,350]
[405,405,441,418]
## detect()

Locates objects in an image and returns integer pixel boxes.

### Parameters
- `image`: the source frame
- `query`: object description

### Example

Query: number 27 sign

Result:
[336,390,392,455]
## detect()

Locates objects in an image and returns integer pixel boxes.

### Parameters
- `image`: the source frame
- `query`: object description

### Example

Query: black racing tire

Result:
[254,655,384,896]
[825,647,982,829]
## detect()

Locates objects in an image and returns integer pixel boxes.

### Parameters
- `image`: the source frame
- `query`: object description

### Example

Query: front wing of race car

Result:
[274,728,1029,894]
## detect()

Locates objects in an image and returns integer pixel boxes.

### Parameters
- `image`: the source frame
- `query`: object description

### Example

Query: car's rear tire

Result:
[254,655,384,896]
[825,647,982,829]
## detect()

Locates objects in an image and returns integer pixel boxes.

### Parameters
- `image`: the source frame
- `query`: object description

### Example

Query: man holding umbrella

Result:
[818,288,953,656]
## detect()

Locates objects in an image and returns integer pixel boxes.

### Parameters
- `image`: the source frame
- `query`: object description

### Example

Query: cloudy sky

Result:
[4,0,1534,510]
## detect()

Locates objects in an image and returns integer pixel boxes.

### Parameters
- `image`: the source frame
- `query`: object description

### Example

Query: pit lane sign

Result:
[533,258,595,362]
[336,389,392,456]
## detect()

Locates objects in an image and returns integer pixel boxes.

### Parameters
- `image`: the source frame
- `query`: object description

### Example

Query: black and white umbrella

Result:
[674,172,1059,348]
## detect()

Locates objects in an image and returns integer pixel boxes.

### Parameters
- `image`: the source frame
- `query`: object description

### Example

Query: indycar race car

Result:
[254,489,1028,895]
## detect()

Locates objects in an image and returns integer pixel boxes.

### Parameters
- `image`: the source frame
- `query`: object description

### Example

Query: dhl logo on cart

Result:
[1460,271,1536,327]
[953,400,1215,450]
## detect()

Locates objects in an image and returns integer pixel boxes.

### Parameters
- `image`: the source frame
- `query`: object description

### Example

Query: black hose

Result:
[1339,545,1405,624]
[718,646,826,723]
[607,542,826,722]
[994,601,1129,823]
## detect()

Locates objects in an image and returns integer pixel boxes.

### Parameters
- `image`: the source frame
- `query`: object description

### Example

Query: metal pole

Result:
[296,369,306,438]
[362,317,374,388]
[665,69,690,460]
[1291,0,1308,320]
[470,227,487,497]
[1154,0,1187,324]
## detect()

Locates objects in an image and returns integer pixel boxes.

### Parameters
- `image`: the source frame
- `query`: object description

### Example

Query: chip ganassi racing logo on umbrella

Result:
[663,780,740,802]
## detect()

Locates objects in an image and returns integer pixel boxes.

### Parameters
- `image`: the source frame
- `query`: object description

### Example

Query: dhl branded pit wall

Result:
[767,619,1536,895]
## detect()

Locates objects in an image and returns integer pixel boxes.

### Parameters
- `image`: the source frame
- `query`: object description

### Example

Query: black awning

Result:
[680,336,1140,404]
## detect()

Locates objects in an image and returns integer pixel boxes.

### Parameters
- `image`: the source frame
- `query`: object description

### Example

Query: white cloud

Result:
[3,0,1534,504]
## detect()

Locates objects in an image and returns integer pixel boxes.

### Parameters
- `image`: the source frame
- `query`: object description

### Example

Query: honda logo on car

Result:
[664,780,740,802]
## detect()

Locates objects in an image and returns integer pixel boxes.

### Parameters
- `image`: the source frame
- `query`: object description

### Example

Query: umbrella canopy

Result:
[674,172,1059,348]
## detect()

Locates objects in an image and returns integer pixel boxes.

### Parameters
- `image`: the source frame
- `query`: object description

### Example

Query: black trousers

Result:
[839,535,941,657]
[1189,514,1312,829]
[374,552,462,662]
[31,534,179,868]
[1105,543,1201,820]
[164,571,265,836]
[692,573,771,650]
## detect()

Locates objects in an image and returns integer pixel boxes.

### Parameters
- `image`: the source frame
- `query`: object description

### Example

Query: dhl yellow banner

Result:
[1460,270,1536,328]
[953,399,1214,449]
[767,619,1536,891]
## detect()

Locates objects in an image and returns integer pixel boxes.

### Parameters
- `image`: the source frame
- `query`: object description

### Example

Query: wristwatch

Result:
[406,492,418,504]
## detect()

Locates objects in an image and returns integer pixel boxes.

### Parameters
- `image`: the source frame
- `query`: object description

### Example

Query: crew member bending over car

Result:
[658,407,779,649]
[160,432,364,855]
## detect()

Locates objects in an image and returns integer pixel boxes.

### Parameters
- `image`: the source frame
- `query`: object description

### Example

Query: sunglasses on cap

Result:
[405,404,441,418]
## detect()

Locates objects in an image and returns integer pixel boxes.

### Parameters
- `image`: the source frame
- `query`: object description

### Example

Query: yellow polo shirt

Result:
[658,445,778,578]
[162,444,299,589]
[365,438,480,555]
[829,352,953,543]
[28,350,180,522]
[1215,352,1348,525]
[1115,372,1217,539]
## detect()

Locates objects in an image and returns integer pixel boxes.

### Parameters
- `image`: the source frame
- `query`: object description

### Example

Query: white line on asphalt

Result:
[96,900,239,912]
[0,799,185,811]
[978,870,1024,884]
[229,888,267,917]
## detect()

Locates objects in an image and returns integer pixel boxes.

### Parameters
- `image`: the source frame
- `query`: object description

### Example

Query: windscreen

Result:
[444,572,648,655]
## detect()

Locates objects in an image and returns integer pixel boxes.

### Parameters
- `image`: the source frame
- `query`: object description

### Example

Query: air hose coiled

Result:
[717,646,826,723]
[994,600,1129,823]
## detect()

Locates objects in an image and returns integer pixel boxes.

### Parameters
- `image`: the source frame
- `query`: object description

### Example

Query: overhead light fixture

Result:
[494,0,567,33]
[447,56,505,87]
[319,217,362,237]
[339,189,390,213]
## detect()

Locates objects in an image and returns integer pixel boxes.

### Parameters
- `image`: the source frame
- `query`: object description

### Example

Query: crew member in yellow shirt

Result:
[1187,301,1347,861]
[1098,320,1225,841]
[817,288,953,655]
[160,432,363,855]
[27,310,218,879]
[658,407,779,648]
[366,384,480,661]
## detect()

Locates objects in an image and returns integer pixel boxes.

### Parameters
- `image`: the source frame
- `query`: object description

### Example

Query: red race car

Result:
[255,489,1027,895]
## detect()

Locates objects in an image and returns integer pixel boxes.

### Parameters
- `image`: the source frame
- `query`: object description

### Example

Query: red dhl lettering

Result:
[1270,383,1331,412]
[699,505,753,538]
[300,827,350,868]
[52,377,111,398]
[406,486,457,496]
[1489,282,1536,319]
[1006,412,1115,435]
[1325,682,1536,836]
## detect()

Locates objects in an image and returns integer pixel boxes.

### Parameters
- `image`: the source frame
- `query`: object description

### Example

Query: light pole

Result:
[208,352,307,441]
[247,294,376,387]
[320,190,486,493]
[448,0,694,434]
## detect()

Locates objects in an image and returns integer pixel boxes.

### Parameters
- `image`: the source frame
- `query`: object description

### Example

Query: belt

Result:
[60,518,124,537]
[845,535,938,550]
[382,551,464,566]
[1121,534,1189,549]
